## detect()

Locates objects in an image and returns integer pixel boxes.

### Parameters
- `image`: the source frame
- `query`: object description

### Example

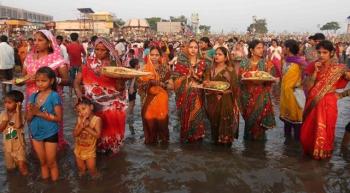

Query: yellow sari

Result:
[280,62,303,123]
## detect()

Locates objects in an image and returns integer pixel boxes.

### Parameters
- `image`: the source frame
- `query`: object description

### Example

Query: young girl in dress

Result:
[74,97,101,177]
[0,90,28,176]
[27,66,62,181]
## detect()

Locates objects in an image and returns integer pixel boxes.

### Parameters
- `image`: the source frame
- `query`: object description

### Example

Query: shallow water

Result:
[1,85,350,193]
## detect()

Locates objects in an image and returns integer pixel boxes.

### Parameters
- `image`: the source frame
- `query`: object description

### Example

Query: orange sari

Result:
[139,61,170,144]
[300,64,348,159]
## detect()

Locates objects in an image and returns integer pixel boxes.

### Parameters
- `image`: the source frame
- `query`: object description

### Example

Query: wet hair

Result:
[308,35,315,40]
[35,31,54,54]
[200,37,212,48]
[128,49,135,55]
[129,58,139,68]
[76,97,95,111]
[70,33,79,41]
[77,97,93,106]
[149,46,162,56]
[271,39,278,45]
[316,40,335,52]
[0,35,8,42]
[90,35,98,43]
[144,40,150,49]
[189,39,199,47]
[27,38,34,42]
[71,33,79,41]
[5,90,24,103]
[56,35,63,42]
[313,33,326,41]
[36,66,57,91]
[215,46,230,65]
[248,39,263,58]
[284,39,299,55]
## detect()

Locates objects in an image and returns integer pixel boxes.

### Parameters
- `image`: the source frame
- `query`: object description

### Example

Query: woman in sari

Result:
[300,40,350,160]
[199,37,215,64]
[139,47,171,144]
[280,40,305,140]
[267,39,282,78]
[230,40,246,75]
[21,30,69,149]
[204,47,240,145]
[239,40,276,141]
[171,39,208,143]
[74,37,127,154]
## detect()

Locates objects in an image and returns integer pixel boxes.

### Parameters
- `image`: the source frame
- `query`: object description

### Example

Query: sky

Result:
[1,0,350,33]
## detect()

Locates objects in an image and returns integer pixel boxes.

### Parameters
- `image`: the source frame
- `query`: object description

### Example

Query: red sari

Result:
[300,64,348,159]
[173,52,208,143]
[81,58,127,154]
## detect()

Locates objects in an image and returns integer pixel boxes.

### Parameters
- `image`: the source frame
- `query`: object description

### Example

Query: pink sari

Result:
[24,30,67,149]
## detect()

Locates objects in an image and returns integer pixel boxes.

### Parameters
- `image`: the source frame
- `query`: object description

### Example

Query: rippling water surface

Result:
[1,86,350,193]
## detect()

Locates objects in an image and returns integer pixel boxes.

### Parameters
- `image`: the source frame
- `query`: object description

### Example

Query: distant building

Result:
[157,22,183,34]
[0,5,52,22]
[122,18,150,36]
[55,12,117,36]
[0,5,52,36]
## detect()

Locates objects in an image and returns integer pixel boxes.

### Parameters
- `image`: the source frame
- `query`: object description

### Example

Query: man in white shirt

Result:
[115,39,126,59]
[56,35,69,65]
[0,35,15,94]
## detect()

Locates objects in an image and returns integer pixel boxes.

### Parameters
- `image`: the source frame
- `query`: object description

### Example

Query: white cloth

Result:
[213,43,228,50]
[268,46,282,60]
[346,46,350,56]
[59,44,69,64]
[0,42,15,70]
[115,42,125,56]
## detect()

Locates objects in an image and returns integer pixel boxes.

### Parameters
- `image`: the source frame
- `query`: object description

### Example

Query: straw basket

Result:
[101,67,151,79]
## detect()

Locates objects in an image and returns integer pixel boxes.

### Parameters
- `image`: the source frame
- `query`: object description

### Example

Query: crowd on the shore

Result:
[1,30,350,180]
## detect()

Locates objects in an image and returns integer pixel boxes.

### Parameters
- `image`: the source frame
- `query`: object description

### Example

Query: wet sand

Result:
[0,86,350,193]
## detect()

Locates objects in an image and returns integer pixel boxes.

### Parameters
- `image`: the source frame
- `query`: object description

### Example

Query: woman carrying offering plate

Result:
[171,39,209,143]
[239,40,276,141]
[74,37,127,155]
[204,47,240,145]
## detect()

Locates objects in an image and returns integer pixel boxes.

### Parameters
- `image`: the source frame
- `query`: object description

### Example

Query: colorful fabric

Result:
[304,46,318,64]
[95,37,120,62]
[28,91,61,140]
[139,60,170,144]
[0,111,26,169]
[23,29,67,148]
[172,52,208,143]
[205,66,240,144]
[280,60,303,124]
[74,116,99,160]
[81,40,127,154]
[239,58,276,140]
[300,64,348,159]
[66,42,85,67]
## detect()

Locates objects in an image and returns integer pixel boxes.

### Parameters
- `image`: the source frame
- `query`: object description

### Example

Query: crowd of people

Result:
[1,29,350,181]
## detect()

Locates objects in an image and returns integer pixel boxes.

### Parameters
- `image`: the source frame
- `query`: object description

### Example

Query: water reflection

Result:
[0,86,350,192]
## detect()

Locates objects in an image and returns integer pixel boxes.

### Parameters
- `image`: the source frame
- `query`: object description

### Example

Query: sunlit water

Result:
[0,85,350,193]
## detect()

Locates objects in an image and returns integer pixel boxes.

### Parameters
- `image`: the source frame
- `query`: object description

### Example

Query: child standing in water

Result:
[27,67,62,181]
[74,97,101,178]
[0,90,28,176]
